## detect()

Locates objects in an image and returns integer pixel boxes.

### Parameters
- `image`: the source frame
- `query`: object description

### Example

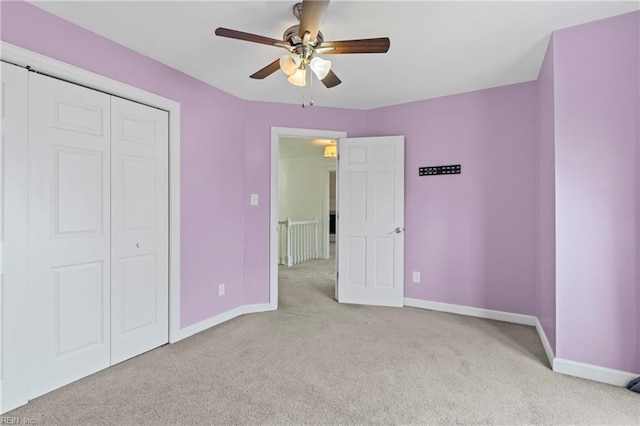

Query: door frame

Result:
[1,42,181,412]
[322,166,336,259]
[269,127,346,310]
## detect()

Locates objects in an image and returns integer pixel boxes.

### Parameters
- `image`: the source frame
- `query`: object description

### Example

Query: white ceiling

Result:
[29,1,639,109]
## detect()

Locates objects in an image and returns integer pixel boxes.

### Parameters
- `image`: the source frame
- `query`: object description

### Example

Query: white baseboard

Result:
[534,318,555,368]
[404,297,555,365]
[404,297,639,388]
[553,358,639,387]
[404,298,555,365]
[175,303,274,341]
[403,297,537,326]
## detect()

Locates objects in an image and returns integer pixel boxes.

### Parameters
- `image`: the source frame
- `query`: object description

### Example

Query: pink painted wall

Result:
[553,11,639,372]
[366,83,539,316]
[242,101,367,304]
[536,38,557,352]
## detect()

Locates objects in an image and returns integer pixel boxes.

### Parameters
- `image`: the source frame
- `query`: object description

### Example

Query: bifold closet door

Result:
[27,73,169,398]
[110,97,169,365]
[27,73,112,399]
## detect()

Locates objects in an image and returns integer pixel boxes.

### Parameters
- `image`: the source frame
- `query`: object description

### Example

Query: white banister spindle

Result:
[313,216,318,259]
[277,216,321,267]
[285,217,292,267]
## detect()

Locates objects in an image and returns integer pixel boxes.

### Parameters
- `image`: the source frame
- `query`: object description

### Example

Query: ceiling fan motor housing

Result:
[283,25,324,47]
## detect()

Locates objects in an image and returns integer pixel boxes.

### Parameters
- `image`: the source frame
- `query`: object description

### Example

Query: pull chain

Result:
[301,67,314,108]
[309,68,314,106]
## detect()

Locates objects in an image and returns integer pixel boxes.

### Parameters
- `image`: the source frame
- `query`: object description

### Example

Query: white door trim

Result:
[322,165,336,259]
[0,42,181,412]
[1,62,29,414]
[270,127,347,310]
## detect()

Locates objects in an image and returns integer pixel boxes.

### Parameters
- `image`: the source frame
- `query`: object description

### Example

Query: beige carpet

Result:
[6,247,640,424]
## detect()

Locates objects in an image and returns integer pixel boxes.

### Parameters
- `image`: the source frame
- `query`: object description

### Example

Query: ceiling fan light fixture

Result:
[279,53,301,76]
[310,56,331,80]
[287,67,307,86]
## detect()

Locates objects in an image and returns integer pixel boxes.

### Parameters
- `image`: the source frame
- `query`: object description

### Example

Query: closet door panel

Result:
[27,73,111,399]
[111,97,169,365]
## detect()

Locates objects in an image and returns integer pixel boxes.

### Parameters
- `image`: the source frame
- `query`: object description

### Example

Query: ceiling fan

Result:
[214,0,390,89]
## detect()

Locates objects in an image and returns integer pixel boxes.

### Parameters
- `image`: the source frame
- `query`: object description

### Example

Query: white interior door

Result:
[337,136,404,307]
[27,73,112,398]
[110,97,169,364]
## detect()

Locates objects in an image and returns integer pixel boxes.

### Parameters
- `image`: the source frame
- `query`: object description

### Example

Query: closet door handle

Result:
[136,242,142,248]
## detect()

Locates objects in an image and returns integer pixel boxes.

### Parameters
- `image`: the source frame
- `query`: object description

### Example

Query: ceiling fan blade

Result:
[299,0,330,42]
[320,38,390,54]
[250,59,281,79]
[215,27,289,48]
[321,69,341,88]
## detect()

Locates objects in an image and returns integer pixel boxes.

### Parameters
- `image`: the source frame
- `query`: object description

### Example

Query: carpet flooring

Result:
[6,247,639,424]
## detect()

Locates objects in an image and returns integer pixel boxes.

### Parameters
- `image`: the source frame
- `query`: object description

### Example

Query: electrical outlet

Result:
[218,283,225,296]
[412,271,421,283]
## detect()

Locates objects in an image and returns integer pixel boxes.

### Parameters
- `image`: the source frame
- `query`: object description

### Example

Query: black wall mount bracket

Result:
[419,164,461,176]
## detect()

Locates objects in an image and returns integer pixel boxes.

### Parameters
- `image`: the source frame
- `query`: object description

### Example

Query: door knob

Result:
[136,242,142,248]
[389,227,404,234]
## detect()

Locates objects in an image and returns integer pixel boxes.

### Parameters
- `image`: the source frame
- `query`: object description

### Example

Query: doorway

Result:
[269,127,346,310]
[276,136,337,308]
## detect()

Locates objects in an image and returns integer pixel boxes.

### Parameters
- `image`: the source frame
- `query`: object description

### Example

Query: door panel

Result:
[27,73,111,398]
[120,254,157,333]
[53,98,104,135]
[110,97,168,365]
[348,236,367,287]
[374,237,394,288]
[53,261,105,357]
[122,157,156,229]
[337,136,404,307]
[53,147,104,235]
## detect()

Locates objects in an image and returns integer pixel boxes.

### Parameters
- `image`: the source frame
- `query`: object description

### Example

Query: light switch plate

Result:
[250,194,259,206]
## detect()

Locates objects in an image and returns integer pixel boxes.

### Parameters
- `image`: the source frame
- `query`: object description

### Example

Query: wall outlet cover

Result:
[218,283,225,296]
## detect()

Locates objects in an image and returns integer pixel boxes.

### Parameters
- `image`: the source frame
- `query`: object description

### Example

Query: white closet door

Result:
[110,97,168,364]
[27,73,112,398]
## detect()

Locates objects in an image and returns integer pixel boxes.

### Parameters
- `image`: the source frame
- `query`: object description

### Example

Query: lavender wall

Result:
[536,39,557,352]
[367,83,539,316]
[553,11,639,372]
[242,101,366,304]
